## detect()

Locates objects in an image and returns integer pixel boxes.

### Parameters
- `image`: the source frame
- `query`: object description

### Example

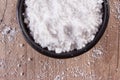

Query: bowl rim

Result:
[17,0,110,59]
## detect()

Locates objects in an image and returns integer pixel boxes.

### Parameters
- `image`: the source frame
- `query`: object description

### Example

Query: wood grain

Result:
[0,0,120,80]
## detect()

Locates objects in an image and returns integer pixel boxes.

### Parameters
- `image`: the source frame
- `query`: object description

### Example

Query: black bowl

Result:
[17,0,110,59]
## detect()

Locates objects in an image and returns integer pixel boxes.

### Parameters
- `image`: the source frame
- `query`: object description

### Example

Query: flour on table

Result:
[25,0,103,53]
[19,43,24,48]
[92,46,104,59]
[0,26,18,42]
[114,1,120,20]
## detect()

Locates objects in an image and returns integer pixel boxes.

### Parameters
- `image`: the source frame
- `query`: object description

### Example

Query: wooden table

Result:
[0,0,120,80]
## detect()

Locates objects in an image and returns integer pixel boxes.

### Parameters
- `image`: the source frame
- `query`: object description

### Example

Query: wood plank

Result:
[0,0,120,80]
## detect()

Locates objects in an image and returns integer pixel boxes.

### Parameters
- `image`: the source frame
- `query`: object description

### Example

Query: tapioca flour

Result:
[25,0,103,53]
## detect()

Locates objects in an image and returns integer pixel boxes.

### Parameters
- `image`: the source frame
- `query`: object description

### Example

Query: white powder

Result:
[92,48,103,58]
[25,0,103,53]
[1,26,17,42]
[114,1,120,20]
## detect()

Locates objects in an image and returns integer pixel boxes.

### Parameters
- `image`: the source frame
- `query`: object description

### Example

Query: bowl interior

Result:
[17,0,109,59]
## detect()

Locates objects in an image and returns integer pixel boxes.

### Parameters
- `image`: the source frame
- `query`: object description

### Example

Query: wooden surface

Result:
[0,0,120,80]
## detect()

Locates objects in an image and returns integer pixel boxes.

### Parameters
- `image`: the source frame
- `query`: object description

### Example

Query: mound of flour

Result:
[25,0,103,53]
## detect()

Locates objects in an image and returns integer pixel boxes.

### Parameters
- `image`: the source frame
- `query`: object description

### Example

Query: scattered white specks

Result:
[19,44,24,48]
[56,60,64,64]
[37,72,47,80]
[70,66,85,77]
[20,72,24,76]
[87,61,91,66]
[17,64,21,67]
[0,26,18,42]
[0,59,6,69]
[54,72,65,80]
[114,1,120,20]
[1,26,11,35]
[92,47,103,58]
[111,1,120,21]
[7,50,11,54]
[20,55,25,58]
[28,57,33,61]
[54,75,61,80]
[10,71,16,75]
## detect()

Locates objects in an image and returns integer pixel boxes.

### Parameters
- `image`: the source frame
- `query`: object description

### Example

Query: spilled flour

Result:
[0,26,18,42]
[92,46,104,59]
[25,0,103,53]
[114,1,120,20]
